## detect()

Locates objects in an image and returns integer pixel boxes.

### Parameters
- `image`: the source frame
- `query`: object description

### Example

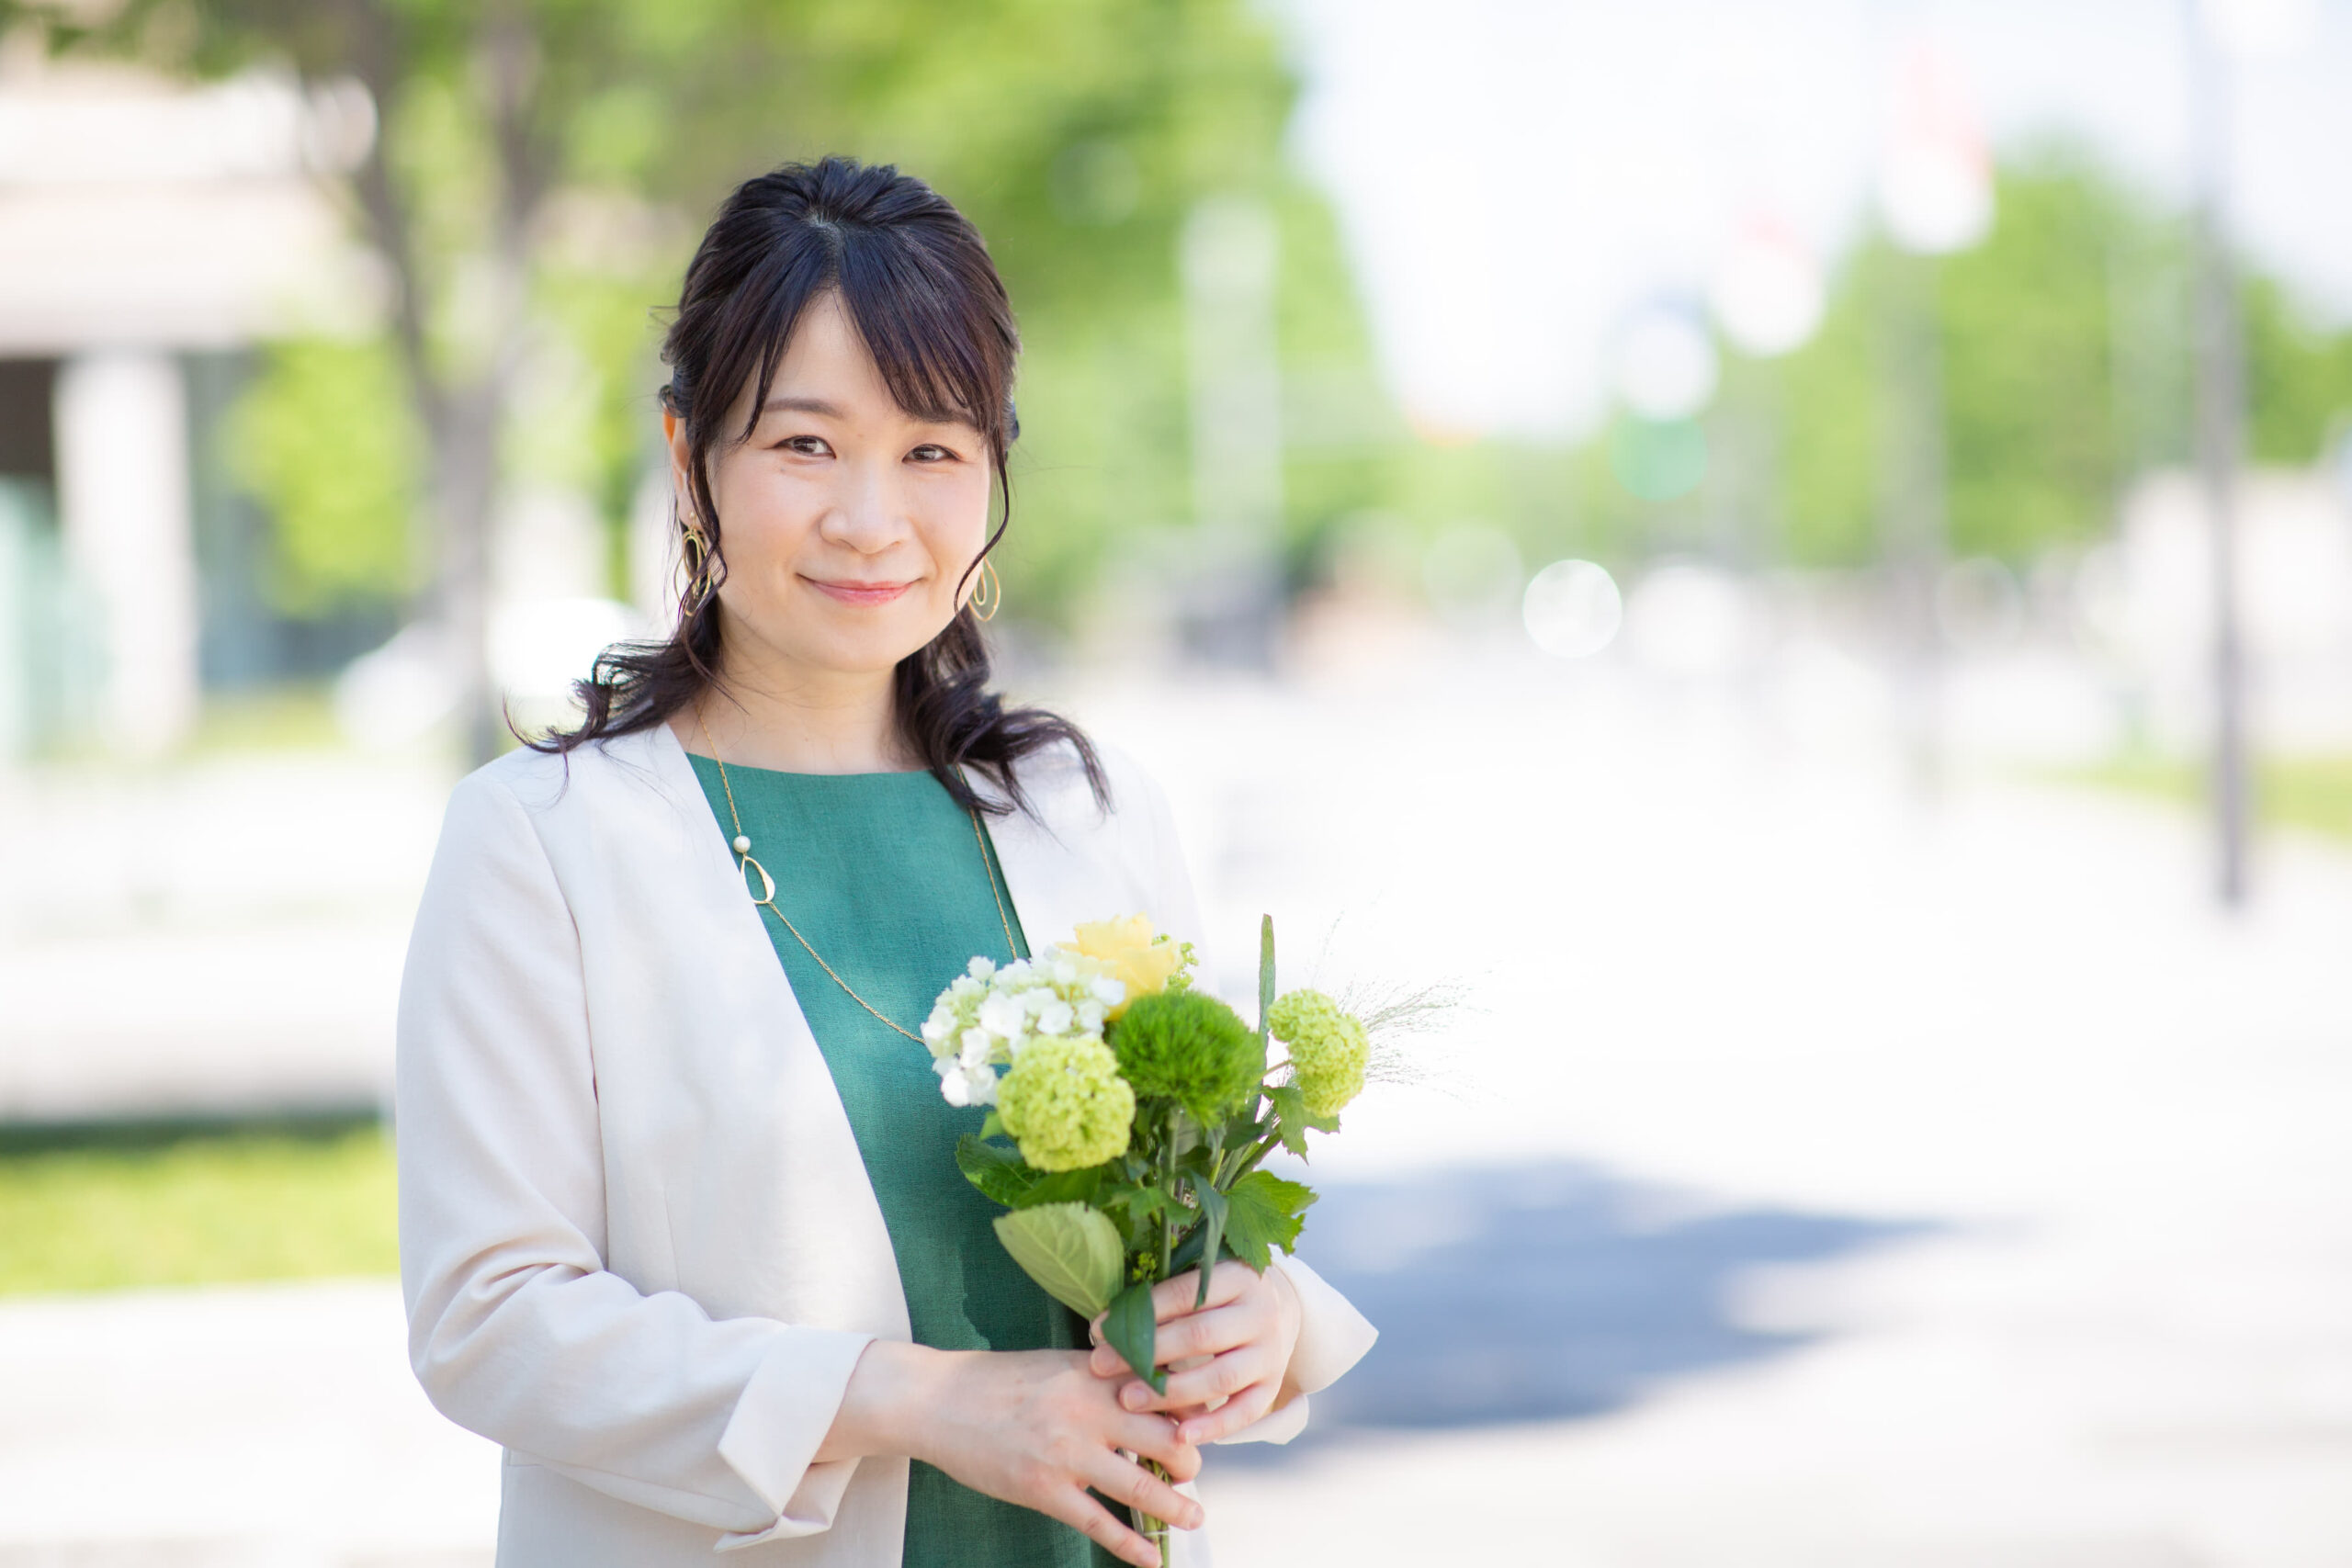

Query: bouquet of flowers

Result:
[922,913,1372,1562]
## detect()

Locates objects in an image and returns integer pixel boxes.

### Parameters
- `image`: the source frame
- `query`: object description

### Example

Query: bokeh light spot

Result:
[1610,418,1708,502]
[1522,560,1623,659]
[1421,524,1526,629]
[1614,305,1719,421]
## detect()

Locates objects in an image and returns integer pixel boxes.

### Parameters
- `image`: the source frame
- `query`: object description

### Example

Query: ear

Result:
[662,409,694,504]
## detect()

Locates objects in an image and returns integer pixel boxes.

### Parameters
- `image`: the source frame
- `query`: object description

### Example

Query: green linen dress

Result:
[685,755,1117,1568]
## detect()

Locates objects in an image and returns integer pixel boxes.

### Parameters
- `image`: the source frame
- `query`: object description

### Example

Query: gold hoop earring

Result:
[969,558,1003,623]
[682,525,719,613]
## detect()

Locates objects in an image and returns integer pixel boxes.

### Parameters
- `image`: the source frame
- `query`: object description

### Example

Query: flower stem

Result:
[1157,1137,1175,1282]
[1136,1457,1173,1567]
[1227,1132,1279,1183]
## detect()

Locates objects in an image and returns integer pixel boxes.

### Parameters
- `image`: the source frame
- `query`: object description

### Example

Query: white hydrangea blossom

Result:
[922,953,1125,1108]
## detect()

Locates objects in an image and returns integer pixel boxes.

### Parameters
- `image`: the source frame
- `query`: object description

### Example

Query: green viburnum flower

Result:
[995,1034,1136,1171]
[1267,988,1368,1118]
[1108,990,1262,1122]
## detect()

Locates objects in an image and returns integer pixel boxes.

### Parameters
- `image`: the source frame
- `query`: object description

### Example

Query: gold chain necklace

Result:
[696,710,1019,1043]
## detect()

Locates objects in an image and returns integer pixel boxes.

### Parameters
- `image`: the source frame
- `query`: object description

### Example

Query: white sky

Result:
[1270,0,2352,439]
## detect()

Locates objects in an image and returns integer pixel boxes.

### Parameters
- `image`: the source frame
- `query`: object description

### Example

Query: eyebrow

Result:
[761,395,847,418]
[760,394,970,427]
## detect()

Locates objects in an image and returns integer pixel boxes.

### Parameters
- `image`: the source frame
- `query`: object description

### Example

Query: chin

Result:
[802,615,950,675]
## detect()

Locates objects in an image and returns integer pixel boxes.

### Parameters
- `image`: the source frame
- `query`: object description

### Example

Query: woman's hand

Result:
[821,1342,1201,1568]
[1089,1262,1303,1445]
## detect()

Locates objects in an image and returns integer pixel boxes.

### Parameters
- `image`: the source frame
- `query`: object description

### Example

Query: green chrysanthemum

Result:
[995,1035,1136,1171]
[1108,990,1263,1122]
[1267,988,1368,1118]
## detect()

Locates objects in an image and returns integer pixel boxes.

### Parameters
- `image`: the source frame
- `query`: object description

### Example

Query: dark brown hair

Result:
[535,155,1103,816]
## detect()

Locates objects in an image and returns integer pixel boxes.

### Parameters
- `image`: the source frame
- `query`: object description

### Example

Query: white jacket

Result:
[395,721,1376,1567]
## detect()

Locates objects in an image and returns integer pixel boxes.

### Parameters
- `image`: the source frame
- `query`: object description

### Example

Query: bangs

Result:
[725,218,1013,447]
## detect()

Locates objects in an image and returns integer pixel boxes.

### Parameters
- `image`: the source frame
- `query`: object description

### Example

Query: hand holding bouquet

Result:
[922,914,1372,1562]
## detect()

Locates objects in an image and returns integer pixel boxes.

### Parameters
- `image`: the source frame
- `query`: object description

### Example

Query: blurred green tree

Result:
[2243,276,2352,464]
[1724,148,2352,569]
[223,337,424,615]
[28,0,1390,747]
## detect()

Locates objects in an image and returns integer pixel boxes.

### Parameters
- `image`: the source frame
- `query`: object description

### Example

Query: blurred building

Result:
[0,59,379,761]
[2096,468,2352,756]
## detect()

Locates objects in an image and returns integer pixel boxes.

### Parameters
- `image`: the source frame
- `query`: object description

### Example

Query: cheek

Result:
[919,468,996,565]
[710,462,821,570]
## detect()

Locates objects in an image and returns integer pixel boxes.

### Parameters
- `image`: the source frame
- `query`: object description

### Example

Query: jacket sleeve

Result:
[1114,755,1381,1446]
[396,770,872,1548]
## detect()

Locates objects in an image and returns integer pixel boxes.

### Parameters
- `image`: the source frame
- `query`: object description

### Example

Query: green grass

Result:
[2052,752,2352,842]
[189,682,345,754]
[29,682,348,765]
[0,1117,397,1297]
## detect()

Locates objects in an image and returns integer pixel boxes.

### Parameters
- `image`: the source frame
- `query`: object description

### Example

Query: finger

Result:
[1048,1486,1163,1568]
[1115,1413,1204,1481]
[1092,1340,1196,1383]
[1149,1300,1260,1366]
[1175,1379,1280,1445]
[1114,1376,1166,1412]
[1115,1369,1238,1416]
[1150,1261,1251,1322]
[1119,1378,1222,1416]
[1153,1345,1272,1411]
[1096,1264,1269,1376]
[1086,1450,1204,1532]
[1081,1316,1194,1382]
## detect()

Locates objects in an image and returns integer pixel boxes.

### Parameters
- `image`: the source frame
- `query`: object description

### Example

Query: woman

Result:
[395,156,1374,1568]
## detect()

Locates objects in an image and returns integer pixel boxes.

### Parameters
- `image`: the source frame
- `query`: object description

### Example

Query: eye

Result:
[778,434,832,457]
[908,443,959,463]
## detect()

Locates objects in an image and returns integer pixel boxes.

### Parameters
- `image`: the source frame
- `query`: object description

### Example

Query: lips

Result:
[806,577,916,606]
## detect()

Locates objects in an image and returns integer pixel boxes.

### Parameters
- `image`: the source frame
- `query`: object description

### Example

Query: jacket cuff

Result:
[1269,1253,1376,1393]
[1209,1253,1376,1447]
[714,1326,876,1549]
[1210,1392,1310,1446]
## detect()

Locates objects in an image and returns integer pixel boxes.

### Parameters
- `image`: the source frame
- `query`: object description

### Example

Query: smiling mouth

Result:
[806,577,916,606]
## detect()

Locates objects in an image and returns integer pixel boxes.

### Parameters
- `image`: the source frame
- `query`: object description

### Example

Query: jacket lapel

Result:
[970,762,1103,963]
[624,721,915,1342]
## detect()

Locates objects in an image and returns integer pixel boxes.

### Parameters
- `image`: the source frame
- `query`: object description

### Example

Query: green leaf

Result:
[1011,1166,1106,1210]
[1256,916,1275,1052]
[979,1111,1006,1141]
[1102,1277,1164,1393]
[1106,1184,1168,1224]
[1222,1170,1316,1270]
[955,1134,1036,1207]
[1265,1082,1312,1157]
[991,1203,1125,1320]
[1169,1218,1207,1275]
[1192,1184,1227,1305]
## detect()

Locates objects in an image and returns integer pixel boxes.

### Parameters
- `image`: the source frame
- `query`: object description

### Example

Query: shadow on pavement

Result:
[1230,1160,1930,1459]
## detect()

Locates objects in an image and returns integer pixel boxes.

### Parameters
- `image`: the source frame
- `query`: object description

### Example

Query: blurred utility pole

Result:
[2185,0,2253,908]
[1180,196,1283,667]
[1875,36,1991,798]
[1877,249,1950,795]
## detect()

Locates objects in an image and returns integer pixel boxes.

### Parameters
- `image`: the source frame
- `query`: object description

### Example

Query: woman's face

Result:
[672,288,994,685]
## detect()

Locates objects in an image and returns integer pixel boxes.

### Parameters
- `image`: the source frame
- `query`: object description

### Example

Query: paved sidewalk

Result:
[0,752,447,1122]
[0,1280,494,1567]
[3,660,2347,1563]
[1093,662,2352,1566]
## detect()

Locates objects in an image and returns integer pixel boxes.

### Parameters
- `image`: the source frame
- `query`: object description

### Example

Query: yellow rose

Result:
[1058,914,1183,1020]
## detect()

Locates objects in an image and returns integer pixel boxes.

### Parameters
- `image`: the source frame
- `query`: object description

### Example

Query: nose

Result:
[819,454,911,555]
